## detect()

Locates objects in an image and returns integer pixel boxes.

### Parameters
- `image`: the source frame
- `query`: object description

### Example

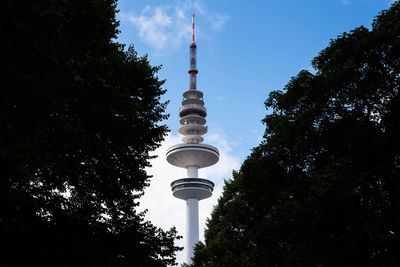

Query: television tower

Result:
[166,14,219,264]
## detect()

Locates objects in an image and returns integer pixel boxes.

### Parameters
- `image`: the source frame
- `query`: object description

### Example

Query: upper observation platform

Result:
[166,143,219,169]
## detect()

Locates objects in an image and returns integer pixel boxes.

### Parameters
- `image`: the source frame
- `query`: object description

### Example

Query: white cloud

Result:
[193,2,205,15]
[210,13,231,31]
[120,1,230,52]
[340,0,351,5]
[121,6,180,51]
[139,131,240,265]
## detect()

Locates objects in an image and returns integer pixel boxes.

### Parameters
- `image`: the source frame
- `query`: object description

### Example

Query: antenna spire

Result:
[192,14,195,43]
[189,14,198,90]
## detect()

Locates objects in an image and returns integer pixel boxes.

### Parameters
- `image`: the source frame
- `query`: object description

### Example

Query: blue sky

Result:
[116,0,396,264]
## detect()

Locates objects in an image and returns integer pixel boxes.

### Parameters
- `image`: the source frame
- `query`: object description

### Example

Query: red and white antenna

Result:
[192,14,195,43]
[189,14,198,90]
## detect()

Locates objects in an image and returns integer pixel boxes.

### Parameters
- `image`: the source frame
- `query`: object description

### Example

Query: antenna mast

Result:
[192,14,195,43]
[189,14,198,90]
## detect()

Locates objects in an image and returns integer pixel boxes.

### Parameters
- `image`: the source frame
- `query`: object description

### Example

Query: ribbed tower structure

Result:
[166,14,219,264]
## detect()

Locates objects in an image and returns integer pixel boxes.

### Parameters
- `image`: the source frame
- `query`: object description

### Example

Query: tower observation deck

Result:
[166,14,219,264]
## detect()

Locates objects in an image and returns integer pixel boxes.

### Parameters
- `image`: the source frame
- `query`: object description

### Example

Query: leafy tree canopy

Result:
[0,0,180,266]
[192,2,400,267]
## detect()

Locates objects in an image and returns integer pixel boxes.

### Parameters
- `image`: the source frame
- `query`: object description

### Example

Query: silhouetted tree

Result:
[192,2,400,267]
[0,0,180,266]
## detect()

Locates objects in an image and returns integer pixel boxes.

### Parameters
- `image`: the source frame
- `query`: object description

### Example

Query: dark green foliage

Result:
[0,0,180,266]
[192,2,400,267]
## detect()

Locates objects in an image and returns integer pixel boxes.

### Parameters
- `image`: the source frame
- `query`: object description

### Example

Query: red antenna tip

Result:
[192,14,195,43]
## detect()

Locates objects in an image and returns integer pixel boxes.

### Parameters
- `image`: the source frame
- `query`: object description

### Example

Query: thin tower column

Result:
[186,199,199,262]
[187,166,199,178]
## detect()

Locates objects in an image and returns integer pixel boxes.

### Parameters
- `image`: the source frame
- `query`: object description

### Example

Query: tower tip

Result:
[192,14,195,43]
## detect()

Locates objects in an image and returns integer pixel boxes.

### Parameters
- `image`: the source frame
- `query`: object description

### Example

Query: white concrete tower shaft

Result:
[186,198,199,261]
[166,14,219,265]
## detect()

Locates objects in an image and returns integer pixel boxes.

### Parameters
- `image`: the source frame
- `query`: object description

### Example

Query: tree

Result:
[0,0,180,266]
[192,2,400,267]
